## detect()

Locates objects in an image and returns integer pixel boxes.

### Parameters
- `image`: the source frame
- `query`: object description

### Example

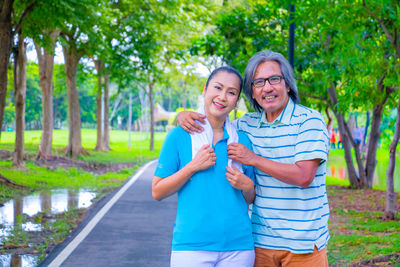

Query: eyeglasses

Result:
[252,75,284,88]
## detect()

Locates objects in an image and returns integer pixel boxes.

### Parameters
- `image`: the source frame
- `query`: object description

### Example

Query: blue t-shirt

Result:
[155,126,255,251]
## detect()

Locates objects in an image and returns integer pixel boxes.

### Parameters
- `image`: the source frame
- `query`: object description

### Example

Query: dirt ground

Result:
[0,149,136,175]
[328,185,400,266]
[34,156,136,175]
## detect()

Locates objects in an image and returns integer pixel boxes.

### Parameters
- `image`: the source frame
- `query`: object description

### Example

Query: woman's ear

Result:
[202,84,206,96]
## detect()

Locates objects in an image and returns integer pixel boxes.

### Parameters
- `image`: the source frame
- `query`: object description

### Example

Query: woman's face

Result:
[203,71,241,120]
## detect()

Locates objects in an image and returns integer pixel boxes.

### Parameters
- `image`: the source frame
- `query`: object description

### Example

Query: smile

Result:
[262,95,277,101]
[213,101,226,109]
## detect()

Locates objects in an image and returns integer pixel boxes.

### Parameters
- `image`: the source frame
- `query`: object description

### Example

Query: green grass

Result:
[0,129,165,202]
[0,129,166,163]
[327,149,400,192]
[328,208,400,265]
[326,185,400,265]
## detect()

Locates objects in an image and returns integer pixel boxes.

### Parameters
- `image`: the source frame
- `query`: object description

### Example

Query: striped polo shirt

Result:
[234,98,330,254]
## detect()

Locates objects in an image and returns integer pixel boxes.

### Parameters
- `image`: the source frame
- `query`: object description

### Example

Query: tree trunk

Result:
[0,173,27,189]
[342,119,368,187]
[35,30,59,160]
[325,106,333,131]
[149,82,154,151]
[364,103,385,187]
[13,34,26,168]
[384,91,400,220]
[109,93,122,123]
[328,84,361,188]
[103,72,110,150]
[94,59,105,151]
[62,45,84,157]
[0,0,14,135]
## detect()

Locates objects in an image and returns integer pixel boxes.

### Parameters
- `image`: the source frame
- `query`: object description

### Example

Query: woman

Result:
[152,66,256,267]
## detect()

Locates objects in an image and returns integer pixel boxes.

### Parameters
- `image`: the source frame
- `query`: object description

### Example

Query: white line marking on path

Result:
[47,160,157,267]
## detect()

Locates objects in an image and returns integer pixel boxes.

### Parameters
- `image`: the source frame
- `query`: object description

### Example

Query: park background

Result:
[0,0,399,266]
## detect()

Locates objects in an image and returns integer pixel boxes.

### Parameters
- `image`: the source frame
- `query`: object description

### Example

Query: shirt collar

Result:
[257,98,295,127]
[222,125,230,140]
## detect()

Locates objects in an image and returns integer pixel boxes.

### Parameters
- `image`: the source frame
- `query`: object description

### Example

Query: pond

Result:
[0,189,96,267]
[327,154,400,192]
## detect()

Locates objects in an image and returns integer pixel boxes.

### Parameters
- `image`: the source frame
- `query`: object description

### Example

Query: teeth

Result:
[263,96,275,100]
[214,102,225,108]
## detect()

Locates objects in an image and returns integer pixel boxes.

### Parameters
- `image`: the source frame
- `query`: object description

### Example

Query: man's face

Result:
[251,61,290,122]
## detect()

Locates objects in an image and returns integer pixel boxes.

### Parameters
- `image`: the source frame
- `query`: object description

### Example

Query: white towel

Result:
[190,106,243,173]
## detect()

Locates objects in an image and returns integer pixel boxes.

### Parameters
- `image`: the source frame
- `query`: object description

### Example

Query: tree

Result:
[59,0,105,157]
[93,59,106,151]
[12,33,27,168]
[191,0,287,74]
[295,0,398,188]
[61,30,86,157]
[385,90,399,220]
[361,0,400,218]
[34,30,60,159]
[112,0,213,150]
[0,0,36,137]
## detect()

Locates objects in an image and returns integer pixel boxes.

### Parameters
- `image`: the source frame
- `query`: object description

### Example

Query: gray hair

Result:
[243,50,300,112]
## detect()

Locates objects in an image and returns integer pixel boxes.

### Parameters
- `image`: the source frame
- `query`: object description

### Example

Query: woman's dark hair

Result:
[205,66,243,97]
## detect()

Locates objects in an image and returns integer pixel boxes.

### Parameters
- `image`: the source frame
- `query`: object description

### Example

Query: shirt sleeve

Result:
[154,128,181,178]
[238,131,255,182]
[232,118,239,130]
[294,111,329,163]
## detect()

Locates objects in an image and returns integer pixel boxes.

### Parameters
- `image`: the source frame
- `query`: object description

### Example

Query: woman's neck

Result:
[205,111,225,132]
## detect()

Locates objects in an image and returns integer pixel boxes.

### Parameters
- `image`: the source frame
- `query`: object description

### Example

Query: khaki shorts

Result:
[254,246,328,267]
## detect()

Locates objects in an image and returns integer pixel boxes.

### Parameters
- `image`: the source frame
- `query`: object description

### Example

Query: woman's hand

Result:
[177,111,206,134]
[227,143,258,166]
[225,165,254,192]
[189,144,216,172]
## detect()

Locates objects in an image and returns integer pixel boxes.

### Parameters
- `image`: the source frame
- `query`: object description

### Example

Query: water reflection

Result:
[0,189,96,266]
[0,254,38,267]
[0,189,96,230]
[328,163,399,192]
[329,165,346,180]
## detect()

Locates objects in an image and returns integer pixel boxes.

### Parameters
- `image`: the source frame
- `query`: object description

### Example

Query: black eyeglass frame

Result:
[251,75,284,88]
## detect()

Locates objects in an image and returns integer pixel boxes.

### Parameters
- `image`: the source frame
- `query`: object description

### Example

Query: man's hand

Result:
[227,143,257,166]
[226,166,254,192]
[177,111,206,134]
[189,144,216,172]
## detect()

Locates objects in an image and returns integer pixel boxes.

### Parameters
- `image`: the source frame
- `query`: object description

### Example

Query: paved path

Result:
[40,161,177,267]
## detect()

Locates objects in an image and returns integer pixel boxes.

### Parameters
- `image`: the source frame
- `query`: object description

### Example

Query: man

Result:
[352,125,363,146]
[178,50,330,266]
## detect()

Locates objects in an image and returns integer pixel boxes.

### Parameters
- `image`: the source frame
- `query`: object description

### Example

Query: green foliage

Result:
[380,108,398,147]
[192,0,288,73]
[4,61,100,129]
[0,184,22,203]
